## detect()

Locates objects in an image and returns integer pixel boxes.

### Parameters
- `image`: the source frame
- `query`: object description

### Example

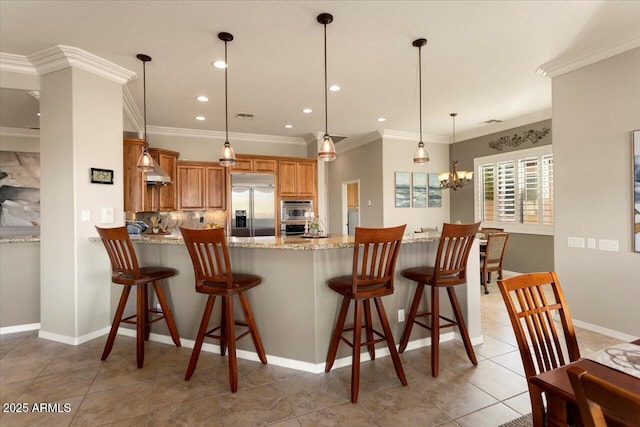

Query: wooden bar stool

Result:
[95,226,181,369]
[398,222,480,377]
[180,227,267,393]
[325,225,407,403]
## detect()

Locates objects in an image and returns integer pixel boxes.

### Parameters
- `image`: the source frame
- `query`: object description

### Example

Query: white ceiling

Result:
[1,1,639,142]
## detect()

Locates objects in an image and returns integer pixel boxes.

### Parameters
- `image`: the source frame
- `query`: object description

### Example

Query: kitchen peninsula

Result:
[99,232,482,373]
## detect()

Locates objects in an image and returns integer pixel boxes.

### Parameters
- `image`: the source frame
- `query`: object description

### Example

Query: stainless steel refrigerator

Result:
[231,173,276,237]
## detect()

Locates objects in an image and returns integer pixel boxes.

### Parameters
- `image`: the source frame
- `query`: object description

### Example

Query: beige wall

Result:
[146,132,309,161]
[0,134,40,152]
[450,120,554,273]
[0,242,40,328]
[382,137,451,232]
[327,138,384,232]
[553,48,640,338]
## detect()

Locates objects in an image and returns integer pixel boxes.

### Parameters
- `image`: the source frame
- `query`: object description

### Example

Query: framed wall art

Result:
[395,172,410,207]
[634,130,639,253]
[428,173,443,208]
[412,172,427,207]
[90,168,114,184]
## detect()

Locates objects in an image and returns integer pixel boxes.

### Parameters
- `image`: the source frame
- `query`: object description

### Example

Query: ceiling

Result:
[1,1,639,142]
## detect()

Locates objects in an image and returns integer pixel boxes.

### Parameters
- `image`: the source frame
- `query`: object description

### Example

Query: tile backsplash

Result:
[126,210,227,234]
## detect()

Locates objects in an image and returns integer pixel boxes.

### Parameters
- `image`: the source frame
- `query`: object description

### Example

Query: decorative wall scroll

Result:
[489,128,550,151]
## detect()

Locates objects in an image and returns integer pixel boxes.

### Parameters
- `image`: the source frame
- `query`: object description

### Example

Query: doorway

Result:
[342,180,360,235]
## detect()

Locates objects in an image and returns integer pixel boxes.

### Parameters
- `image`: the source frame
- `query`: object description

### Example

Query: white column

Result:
[35,46,134,344]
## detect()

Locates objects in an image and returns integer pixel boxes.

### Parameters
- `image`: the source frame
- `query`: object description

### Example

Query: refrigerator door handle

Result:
[249,187,254,237]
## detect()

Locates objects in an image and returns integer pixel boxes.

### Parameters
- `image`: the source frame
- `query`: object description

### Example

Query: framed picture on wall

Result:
[633,130,639,253]
[412,172,427,207]
[395,172,410,207]
[428,173,443,208]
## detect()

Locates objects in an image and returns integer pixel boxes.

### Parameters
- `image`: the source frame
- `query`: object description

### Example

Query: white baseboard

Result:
[38,326,111,345]
[0,322,40,335]
[572,318,639,342]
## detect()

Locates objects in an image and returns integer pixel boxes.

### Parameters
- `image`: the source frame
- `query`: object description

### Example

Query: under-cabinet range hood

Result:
[145,162,171,184]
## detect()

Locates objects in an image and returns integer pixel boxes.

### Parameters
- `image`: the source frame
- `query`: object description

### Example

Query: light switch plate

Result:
[587,238,596,249]
[101,207,114,224]
[81,209,91,222]
[568,236,585,248]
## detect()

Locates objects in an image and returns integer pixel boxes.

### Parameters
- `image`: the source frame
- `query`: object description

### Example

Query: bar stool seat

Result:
[398,222,480,378]
[180,227,267,393]
[95,226,181,369]
[325,225,407,403]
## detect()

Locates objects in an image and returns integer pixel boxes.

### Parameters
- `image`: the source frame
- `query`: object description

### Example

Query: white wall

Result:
[0,134,39,152]
[553,48,640,339]
[382,137,451,233]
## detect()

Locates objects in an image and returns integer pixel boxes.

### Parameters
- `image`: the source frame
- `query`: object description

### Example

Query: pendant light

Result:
[438,113,473,191]
[317,13,336,162]
[136,54,154,172]
[218,32,236,167]
[412,38,429,164]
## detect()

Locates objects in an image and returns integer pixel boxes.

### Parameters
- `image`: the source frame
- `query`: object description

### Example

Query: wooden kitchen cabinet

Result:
[123,139,179,212]
[278,160,316,197]
[149,147,179,211]
[230,156,277,173]
[177,161,226,210]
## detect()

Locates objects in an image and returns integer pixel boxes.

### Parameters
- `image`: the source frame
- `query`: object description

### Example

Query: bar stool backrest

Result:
[96,226,141,283]
[432,222,481,285]
[351,225,406,295]
[180,227,233,289]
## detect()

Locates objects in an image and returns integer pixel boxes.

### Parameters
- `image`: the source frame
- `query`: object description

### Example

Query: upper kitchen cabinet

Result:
[123,139,179,212]
[230,155,277,174]
[176,161,226,210]
[148,147,179,211]
[123,138,154,212]
[278,159,316,197]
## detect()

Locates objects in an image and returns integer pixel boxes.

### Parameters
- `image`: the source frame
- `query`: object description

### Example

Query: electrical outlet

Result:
[587,238,596,249]
[156,303,162,313]
[398,309,405,323]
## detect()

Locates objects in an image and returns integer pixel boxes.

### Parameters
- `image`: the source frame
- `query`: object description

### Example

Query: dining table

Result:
[530,339,640,426]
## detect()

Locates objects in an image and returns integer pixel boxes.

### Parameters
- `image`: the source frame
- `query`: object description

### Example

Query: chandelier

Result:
[438,113,473,191]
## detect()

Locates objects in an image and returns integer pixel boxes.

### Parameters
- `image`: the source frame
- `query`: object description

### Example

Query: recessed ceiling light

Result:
[212,60,227,69]
[196,95,209,102]
[195,115,206,121]
[302,108,312,114]
[328,85,341,92]
[284,124,293,129]
[376,117,386,122]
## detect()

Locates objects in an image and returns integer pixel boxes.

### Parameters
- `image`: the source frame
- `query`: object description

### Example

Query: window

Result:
[474,145,553,235]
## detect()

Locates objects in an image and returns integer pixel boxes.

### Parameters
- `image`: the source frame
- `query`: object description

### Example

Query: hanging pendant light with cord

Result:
[136,54,154,172]
[439,113,473,191]
[317,13,336,162]
[218,32,236,167]
[412,38,429,164]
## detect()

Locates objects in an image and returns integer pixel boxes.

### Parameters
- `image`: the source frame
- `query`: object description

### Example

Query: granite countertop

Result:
[90,233,440,250]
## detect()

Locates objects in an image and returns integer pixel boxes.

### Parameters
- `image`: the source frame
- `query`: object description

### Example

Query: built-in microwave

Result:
[280,200,313,222]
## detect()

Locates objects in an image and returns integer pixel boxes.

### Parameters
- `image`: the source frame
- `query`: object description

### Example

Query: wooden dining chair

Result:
[480,232,509,294]
[398,222,481,377]
[568,365,640,427]
[180,227,267,393]
[325,225,407,403]
[95,226,181,368]
[497,272,581,427]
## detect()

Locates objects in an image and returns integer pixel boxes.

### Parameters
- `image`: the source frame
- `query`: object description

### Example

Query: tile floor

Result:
[0,280,623,427]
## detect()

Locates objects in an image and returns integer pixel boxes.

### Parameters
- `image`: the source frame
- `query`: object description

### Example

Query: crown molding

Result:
[0,53,38,75]
[0,127,40,137]
[147,125,307,145]
[537,29,640,78]
[335,131,383,154]
[455,109,552,142]
[27,45,136,85]
[122,85,143,133]
[381,129,449,144]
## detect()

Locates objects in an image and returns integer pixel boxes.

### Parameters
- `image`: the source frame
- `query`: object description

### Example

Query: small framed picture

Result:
[90,168,114,184]
[395,172,410,207]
